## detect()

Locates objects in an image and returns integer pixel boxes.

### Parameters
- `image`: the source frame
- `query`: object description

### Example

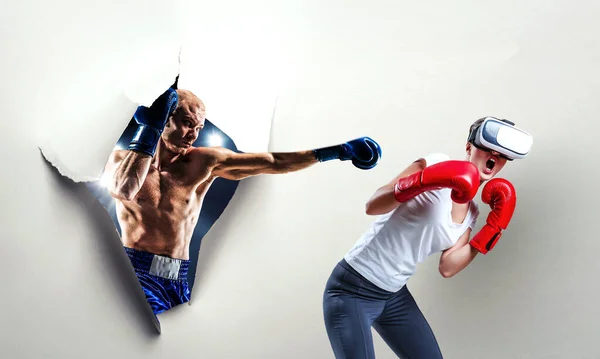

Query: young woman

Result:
[322,117,533,358]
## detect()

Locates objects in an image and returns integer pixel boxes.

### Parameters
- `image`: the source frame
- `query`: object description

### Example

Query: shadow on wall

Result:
[40,152,162,336]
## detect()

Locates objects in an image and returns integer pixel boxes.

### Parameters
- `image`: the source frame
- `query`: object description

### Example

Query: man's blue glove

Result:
[313,137,382,170]
[128,88,179,157]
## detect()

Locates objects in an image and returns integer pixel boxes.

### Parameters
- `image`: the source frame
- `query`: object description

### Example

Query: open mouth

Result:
[485,157,496,172]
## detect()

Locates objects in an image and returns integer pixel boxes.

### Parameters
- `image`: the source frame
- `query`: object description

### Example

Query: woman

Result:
[322,117,532,358]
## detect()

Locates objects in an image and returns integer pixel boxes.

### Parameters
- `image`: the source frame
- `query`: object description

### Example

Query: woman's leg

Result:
[322,260,388,359]
[372,286,444,359]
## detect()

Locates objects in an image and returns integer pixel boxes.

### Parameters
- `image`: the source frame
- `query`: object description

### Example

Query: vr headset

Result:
[467,117,533,161]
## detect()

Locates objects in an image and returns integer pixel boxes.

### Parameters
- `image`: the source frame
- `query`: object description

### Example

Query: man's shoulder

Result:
[187,146,221,158]
[185,146,226,165]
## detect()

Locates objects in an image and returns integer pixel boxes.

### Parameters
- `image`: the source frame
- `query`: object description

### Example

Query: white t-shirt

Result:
[344,153,480,293]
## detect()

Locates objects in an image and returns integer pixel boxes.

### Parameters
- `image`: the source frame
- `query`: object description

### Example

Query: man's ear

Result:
[465,142,472,154]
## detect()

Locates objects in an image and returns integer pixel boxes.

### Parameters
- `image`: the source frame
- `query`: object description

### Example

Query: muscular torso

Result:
[114,150,215,260]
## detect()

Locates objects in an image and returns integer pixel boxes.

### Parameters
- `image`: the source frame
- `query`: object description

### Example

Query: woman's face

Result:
[466,143,508,182]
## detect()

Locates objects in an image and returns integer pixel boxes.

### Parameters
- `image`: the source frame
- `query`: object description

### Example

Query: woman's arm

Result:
[364,159,426,215]
[438,228,479,278]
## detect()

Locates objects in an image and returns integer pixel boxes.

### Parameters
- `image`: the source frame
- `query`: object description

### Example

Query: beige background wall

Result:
[1,0,599,358]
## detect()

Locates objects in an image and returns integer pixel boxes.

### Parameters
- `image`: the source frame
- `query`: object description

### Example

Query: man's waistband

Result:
[124,247,189,281]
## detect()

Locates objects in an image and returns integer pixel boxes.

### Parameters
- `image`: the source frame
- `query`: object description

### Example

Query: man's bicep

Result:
[208,148,277,180]
[212,148,271,171]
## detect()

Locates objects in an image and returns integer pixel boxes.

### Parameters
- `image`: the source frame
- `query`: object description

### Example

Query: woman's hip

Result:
[324,259,396,301]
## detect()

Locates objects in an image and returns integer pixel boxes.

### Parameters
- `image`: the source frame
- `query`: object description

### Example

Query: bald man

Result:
[103,87,382,314]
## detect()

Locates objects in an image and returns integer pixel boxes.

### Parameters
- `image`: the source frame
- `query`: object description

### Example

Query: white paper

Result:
[39,30,280,181]
[176,13,287,154]
[37,42,183,182]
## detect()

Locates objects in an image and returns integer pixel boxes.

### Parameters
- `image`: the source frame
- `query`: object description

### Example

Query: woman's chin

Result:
[479,168,495,181]
[483,174,495,183]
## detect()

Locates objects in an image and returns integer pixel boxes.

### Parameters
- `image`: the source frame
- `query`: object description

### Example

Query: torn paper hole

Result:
[38,11,282,328]
[40,58,278,330]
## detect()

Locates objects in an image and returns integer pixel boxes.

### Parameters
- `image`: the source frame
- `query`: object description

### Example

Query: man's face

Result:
[466,142,508,182]
[162,102,206,154]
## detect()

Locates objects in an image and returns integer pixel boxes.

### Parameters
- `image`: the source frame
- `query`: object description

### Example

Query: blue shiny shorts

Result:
[124,247,191,315]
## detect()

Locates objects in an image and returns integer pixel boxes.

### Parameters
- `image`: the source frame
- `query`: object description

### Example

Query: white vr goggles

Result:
[467,117,533,161]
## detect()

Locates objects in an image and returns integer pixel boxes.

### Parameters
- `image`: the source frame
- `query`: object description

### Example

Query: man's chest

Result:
[134,168,201,208]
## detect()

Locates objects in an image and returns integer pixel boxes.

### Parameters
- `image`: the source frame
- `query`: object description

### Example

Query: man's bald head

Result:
[175,89,205,118]
[161,89,207,153]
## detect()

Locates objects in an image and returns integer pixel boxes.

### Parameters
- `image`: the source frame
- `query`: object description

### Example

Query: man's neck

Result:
[153,141,182,170]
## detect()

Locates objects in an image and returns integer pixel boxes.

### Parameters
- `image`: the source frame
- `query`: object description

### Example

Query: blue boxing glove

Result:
[313,137,382,170]
[128,88,179,157]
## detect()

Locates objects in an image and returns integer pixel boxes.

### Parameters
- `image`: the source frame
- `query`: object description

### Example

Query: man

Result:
[103,87,382,315]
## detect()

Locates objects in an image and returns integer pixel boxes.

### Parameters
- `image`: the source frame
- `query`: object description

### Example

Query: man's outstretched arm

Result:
[204,148,316,180]
[205,136,383,180]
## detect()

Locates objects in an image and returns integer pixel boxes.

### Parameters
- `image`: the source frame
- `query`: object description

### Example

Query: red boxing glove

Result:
[469,178,517,254]
[394,160,480,203]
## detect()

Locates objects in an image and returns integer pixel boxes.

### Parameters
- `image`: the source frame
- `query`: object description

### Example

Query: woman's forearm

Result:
[364,160,426,216]
[365,186,401,215]
[439,243,479,278]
